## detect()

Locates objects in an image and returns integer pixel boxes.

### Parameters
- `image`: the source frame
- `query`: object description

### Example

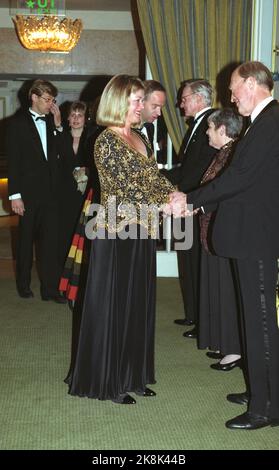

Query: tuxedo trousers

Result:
[233,257,279,419]
[176,216,200,324]
[16,199,61,296]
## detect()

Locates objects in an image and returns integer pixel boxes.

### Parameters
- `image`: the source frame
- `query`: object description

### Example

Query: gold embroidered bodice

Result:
[93,128,175,236]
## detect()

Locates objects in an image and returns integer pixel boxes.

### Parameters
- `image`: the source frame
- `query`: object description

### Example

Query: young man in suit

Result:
[7,79,66,303]
[163,80,216,335]
[182,61,279,429]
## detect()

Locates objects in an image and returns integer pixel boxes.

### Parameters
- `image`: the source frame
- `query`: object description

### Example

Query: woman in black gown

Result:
[66,74,183,404]
[198,108,243,370]
[58,101,90,267]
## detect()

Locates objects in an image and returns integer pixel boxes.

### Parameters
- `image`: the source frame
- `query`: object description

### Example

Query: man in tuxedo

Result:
[163,79,216,336]
[7,79,66,303]
[183,61,279,429]
[140,80,166,151]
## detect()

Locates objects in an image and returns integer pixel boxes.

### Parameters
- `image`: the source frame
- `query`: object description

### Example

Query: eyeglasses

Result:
[181,92,197,103]
[39,95,56,104]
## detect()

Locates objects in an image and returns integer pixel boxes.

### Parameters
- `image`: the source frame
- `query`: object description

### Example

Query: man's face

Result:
[206,121,225,149]
[229,71,253,116]
[141,91,166,123]
[180,86,201,118]
[31,93,55,115]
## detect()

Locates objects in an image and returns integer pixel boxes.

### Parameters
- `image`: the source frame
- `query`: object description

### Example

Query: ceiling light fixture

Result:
[12,14,83,53]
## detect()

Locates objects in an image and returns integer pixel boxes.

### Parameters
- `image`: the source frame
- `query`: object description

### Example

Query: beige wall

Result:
[0,28,139,76]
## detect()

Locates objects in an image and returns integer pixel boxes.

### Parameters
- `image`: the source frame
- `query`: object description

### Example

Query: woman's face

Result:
[126,89,145,126]
[68,110,86,129]
[206,121,226,149]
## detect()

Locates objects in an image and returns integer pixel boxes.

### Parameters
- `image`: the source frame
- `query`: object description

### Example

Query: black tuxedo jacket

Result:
[164,109,216,191]
[187,100,279,259]
[7,110,60,204]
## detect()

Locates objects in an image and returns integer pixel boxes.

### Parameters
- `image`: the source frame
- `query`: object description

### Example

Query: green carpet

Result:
[0,267,278,450]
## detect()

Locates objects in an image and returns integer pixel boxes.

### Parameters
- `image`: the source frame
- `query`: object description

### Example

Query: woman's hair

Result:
[96,74,144,126]
[68,100,87,116]
[208,108,243,139]
[28,79,57,99]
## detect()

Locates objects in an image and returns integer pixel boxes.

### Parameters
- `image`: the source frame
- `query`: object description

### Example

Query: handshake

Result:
[162,191,198,218]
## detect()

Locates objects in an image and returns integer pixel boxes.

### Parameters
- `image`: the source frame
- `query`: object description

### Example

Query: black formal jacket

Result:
[163,109,216,192]
[7,110,60,204]
[187,100,279,260]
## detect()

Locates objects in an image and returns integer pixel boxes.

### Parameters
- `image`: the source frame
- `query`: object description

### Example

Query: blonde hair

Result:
[96,74,144,126]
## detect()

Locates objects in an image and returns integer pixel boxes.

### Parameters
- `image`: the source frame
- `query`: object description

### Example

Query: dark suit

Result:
[7,110,62,296]
[164,109,216,325]
[187,100,279,419]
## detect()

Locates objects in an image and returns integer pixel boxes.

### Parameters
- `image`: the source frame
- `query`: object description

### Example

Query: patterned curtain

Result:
[136,0,252,153]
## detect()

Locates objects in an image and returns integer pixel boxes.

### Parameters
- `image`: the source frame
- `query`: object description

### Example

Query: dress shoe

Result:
[225,411,279,430]
[174,318,194,326]
[210,358,242,371]
[227,392,249,405]
[183,326,197,338]
[135,387,156,397]
[18,289,34,298]
[112,394,136,405]
[41,293,67,304]
[206,351,223,360]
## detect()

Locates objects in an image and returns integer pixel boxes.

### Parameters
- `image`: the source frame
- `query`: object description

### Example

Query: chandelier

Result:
[13,14,83,53]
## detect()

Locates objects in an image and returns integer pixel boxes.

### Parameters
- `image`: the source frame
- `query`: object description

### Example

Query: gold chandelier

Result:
[13,14,83,53]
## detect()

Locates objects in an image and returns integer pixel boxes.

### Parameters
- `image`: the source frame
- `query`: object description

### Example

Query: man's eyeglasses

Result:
[181,93,197,103]
[39,95,56,104]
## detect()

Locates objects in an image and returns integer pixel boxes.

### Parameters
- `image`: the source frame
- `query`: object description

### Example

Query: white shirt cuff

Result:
[9,193,21,200]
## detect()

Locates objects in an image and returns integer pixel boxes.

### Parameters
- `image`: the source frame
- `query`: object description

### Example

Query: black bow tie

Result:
[30,111,47,121]
[35,115,47,121]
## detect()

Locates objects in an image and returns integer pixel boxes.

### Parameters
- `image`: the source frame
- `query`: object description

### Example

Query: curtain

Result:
[136,0,252,153]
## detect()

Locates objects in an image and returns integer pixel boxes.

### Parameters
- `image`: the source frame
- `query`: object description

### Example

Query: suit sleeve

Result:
[188,116,279,208]
[7,117,21,196]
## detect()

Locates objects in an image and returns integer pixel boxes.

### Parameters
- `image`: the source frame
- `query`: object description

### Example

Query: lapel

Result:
[184,109,213,154]
[233,100,279,156]
[27,112,48,161]
[250,99,278,128]
[144,122,155,149]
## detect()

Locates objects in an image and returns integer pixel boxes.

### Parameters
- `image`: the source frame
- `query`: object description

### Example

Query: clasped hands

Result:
[162,191,198,218]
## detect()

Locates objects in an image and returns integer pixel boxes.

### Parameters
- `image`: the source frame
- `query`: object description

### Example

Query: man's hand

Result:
[50,102,62,128]
[11,198,25,216]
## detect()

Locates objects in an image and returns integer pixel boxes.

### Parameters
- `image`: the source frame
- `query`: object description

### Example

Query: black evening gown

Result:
[68,233,156,400]
[198,248,241,355]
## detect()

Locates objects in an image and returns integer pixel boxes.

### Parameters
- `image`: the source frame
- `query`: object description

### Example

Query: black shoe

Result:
[206,351,223,360]
[174,318,194,326]
[210,358,242,371]
[112,394,136,405]
[227,392,249,405]
[225,411,278,430]
[18,289,34,298]
[41,293,67,304]
[183,326,197,338]
[135,388,156,397]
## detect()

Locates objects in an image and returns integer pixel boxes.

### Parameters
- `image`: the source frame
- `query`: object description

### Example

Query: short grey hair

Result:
[182,79,213,106]
[207,108,243,139]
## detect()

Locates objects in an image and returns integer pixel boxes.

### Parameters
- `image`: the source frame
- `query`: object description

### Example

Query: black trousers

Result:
[233,257,279,419]
[176,216,200,324]
[16,199,61,296]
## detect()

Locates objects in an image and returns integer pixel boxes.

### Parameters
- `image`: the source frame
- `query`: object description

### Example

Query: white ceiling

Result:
[1,1,131,11]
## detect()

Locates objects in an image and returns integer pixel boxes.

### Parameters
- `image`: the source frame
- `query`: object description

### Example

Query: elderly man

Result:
[181,61,279,430]
[164,79,216,336]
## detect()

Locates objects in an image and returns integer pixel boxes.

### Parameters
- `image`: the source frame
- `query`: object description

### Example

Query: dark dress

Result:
[198,140,241,355]
[67,128,175,400]
[58,128,89,266]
